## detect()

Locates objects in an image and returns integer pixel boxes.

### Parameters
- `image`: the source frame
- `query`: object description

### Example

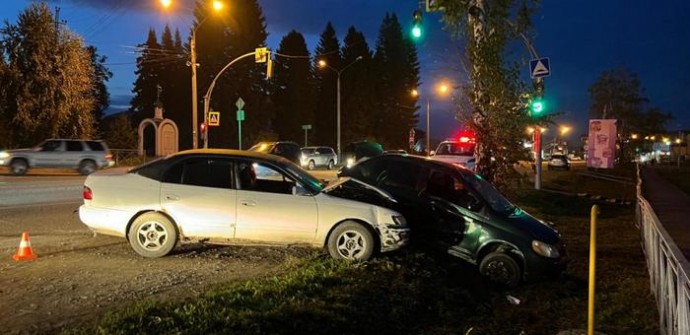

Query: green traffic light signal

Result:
[412,9,423,40]
[412,25,422,39]
[530,97,545,116]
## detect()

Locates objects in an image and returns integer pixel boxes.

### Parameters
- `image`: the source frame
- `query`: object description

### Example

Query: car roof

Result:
[368,153,473,171]
[168,149,290,163]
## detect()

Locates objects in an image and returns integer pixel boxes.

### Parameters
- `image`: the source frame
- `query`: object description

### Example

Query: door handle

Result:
[165,194,180,201]
[240,200,257,207]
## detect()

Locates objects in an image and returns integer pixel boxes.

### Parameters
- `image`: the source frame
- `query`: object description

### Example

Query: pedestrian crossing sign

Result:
[530,57,551,79]
[208,111,220,126]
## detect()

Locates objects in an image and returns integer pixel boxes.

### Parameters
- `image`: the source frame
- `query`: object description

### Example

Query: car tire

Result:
[308,160,316,170]
[10,159,28,176]
[128,212,178,258]
[327,160,335,170]
[78,160,97,175]
[479,252,522,288]
[327,221,375,261]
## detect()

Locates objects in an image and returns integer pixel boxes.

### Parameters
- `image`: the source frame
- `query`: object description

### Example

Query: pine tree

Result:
[341,26,374,145]
[373,13,420,149]
[194,0,270,149]
[86,46,113,137]
[272,30,314,143]
[130,29,161,127]
[158,25,191,149]
[313,22,342,148]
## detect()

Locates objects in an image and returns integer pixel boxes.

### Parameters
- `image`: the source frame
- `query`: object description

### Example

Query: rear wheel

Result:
[308,160,316,170]
[479,252,522,288]
[10,159,28,176]
[327,221,375,261]
[128,213,177,258]
[327,160,335,170]
[78,160,97,175]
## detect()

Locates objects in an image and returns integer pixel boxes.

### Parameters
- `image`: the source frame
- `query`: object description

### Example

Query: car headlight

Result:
[0,151,9,159]
[346,158,355,168]
[391,215,407,227]
[532,240,560,258]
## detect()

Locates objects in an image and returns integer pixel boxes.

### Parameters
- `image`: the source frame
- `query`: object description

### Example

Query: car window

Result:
[164,157,233,189]
[379,160,422,191]
[423,169,479,210]
[436,142,474,156]
[301,148,315,155]
[86,141,105,151]
[41,140,63,152]
[349,158,388,185]
[237,160,296,195]
[66,141,84,152]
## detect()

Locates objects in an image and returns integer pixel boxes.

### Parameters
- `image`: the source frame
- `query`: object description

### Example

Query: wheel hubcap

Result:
[336,230,366,260]
[486,260,512,283]
[137,221,168,251]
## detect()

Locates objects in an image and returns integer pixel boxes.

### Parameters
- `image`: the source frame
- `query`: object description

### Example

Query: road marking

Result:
[0,200,82,210]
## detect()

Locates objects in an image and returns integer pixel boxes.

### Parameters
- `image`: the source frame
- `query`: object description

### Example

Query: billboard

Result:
[587,119,617,169]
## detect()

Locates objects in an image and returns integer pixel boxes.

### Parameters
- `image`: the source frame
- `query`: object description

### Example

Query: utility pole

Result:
[54,7,66,41]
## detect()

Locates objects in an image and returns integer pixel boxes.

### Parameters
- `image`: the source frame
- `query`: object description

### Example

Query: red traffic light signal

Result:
[200,122,207,140]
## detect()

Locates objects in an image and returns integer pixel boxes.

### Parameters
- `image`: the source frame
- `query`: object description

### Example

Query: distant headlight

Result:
[392,215,407,227]
[0,151,9,159]
[346,158,355,168]
[532,240,560,258]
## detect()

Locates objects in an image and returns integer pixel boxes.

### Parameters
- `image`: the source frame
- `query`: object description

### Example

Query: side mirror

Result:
[430,150,436,156]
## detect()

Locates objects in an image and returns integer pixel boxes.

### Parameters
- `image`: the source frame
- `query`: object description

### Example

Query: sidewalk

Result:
[640,166,690,259]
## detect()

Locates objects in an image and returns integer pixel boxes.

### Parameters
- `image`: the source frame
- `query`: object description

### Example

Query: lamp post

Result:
[162,0,225,149]
[411,83,450,156]
[318,56,363,163]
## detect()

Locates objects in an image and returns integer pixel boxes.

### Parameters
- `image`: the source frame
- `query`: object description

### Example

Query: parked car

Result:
[79,149,410,261]
[339,154,567,287]
[342,140,384,168]
[0,139,113,176]
[548,154,570,170]
[300,146,337,170]
[248,141,301,164]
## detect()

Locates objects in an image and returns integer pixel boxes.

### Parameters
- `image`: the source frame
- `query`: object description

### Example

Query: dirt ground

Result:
[0,202,317,334]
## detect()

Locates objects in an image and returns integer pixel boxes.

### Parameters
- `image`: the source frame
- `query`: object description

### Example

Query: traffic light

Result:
[200,122,207,141]
[411,10,423,40]
[530,97,545,117]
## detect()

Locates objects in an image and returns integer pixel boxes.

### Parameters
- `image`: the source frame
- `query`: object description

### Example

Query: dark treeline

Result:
[130,0,420,151]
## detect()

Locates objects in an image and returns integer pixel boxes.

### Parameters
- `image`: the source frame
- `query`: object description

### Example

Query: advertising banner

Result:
[587,119,617,169]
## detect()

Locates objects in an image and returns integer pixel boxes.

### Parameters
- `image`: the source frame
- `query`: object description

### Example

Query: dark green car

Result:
[339,154,567,287]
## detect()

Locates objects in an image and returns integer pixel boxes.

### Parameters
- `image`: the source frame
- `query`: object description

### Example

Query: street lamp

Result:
[161,0,225,149]
[411,82,451,156]
[318,56,363,163]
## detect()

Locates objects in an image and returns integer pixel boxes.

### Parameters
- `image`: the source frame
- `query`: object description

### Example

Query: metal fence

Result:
[637,165,690,335]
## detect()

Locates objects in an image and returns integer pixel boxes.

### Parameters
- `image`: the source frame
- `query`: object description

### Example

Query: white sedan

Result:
[79,149,410,260]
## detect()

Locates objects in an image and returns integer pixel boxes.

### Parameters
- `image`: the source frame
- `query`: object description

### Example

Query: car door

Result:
[420,168,485,259]
[34,140,65,167]
[160,156,236,240]
[234,159,318,244]
[64,140,85,168]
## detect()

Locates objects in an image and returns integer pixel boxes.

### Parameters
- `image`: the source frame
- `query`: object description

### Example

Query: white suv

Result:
[430,140,476,171]
[0,139,114,175]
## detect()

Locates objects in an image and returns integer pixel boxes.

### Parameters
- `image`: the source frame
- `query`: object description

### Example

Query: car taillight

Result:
[83,186,93,200]
[105,152,113,160]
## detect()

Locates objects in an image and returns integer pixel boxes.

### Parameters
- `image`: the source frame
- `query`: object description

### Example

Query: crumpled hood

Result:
[322,177,398,207]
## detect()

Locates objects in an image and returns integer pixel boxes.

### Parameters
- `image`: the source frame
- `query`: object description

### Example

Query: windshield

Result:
[248,143,275,153]
[458,169,514,213]
[436,142,474,156]
[277,159,324,192]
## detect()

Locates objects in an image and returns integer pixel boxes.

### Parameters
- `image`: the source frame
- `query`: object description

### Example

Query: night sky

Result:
[2,0,689,143]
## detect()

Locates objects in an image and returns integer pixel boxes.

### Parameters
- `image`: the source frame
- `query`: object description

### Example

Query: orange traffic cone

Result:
[12,231,37,261]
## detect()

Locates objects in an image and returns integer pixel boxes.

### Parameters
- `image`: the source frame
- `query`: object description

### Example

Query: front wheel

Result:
[327,221,375,261]
[128,213,178,258]
[479,252,522,288]
[78,160,97,175]
[10,159,28,176]
[308,160,316,170]
[327,160,335,170]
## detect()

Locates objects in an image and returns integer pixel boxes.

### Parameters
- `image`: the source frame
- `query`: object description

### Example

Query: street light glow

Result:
[318,60,327,68]
[438,83,449,94]
[160,0,172,8]
[212,0,224,11]
[410,89,419,97]
[560,126,571,135]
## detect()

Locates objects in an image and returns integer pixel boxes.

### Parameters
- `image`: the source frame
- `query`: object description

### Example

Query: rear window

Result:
[86,141,105,151]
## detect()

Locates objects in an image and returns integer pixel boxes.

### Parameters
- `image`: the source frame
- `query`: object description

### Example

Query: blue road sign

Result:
[530,57,551,79]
